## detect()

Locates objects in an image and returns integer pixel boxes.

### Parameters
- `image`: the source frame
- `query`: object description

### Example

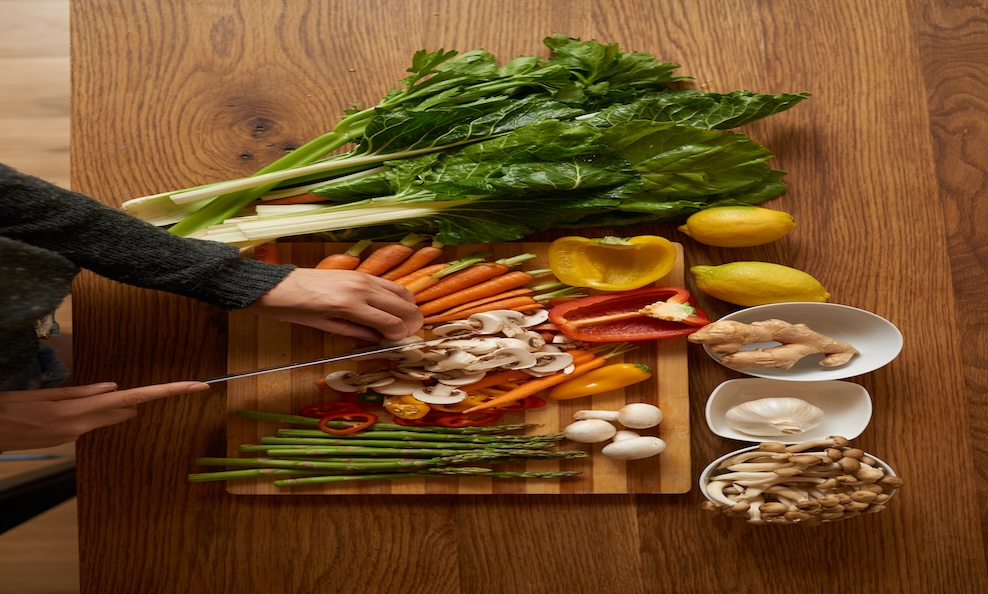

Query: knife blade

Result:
[201,334,473,384]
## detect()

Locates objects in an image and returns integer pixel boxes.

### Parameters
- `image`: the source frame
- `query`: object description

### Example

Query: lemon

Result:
[678,206,795,247]
[690,262,830,306]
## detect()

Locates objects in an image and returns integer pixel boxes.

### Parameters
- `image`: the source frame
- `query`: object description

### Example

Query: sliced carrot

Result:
[252,243,282,264]
[380,241,445,280]
[461,356,608,413]
[354,233,426,276]
[418,270,544,315]
[314,239,373,270]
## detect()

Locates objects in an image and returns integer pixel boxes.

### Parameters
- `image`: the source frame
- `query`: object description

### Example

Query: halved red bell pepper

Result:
[548,286,709,342]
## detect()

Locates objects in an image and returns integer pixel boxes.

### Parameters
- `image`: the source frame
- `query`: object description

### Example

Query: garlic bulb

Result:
[724,397,824,436]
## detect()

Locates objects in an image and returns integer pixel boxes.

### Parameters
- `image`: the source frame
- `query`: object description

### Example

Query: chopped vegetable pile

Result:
[125,34,808,247]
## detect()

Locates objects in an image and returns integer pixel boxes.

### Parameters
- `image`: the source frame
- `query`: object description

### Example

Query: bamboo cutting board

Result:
[225,242,690,495]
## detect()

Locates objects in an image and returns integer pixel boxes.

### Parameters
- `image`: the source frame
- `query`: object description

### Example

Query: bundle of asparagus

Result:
[189,410,586,487]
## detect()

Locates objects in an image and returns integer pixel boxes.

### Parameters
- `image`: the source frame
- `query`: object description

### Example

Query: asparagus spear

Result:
[273,468,583,487]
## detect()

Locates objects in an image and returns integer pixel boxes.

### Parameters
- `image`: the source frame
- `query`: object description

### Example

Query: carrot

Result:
[395,263,449,286]
[460,369,533,393]
[413,253,535,303]
[380,241,445,280]
[461,356,608,413]
[422,296,540,325]
[258,193,328,205]
[418,269,550,316]
[354,233,426,276]
[314,239,373,270]
[252,243,281,264]
[439,287,535,316]
[401,253,490,293]
[421,287,580,325]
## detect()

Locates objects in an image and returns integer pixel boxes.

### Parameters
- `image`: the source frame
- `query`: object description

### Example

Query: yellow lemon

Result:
[678,206,796,247]
[690,262,830,306]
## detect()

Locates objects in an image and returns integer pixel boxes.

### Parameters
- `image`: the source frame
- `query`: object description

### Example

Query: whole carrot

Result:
[461,356,608,414]
[354,233,426,276]
[401,253,490,294]
[438,287,534,316]
[395,263,449,287]
[422,296,539,325]
[413,254,536,303]
[418,269,550,316]
[380,241,445,280]
[314,239,373,270]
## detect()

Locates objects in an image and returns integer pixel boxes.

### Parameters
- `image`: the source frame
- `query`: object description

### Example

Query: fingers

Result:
[83,381,210,410]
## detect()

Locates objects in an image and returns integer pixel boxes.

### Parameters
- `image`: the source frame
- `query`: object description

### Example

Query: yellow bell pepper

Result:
[547,235,678,291]
[547,363,653,400]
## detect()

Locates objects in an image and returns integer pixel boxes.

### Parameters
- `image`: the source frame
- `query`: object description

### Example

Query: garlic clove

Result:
[724,397,825,437]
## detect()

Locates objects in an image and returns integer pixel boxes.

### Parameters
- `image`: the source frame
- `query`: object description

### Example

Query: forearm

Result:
[0,163,294,309]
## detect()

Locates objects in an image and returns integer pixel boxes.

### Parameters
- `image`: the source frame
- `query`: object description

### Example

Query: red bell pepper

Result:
[433,410,503,428]
[315,411,378,435]
[548,286,709,342]
[299,401,365,418]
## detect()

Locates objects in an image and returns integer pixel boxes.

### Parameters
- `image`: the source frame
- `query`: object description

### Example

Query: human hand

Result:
[244,268,424,341]
[0,381,209,452]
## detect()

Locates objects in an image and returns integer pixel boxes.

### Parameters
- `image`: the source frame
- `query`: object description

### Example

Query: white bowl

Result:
[705,378,873,444]
[700,302,903,381]
[699,444,899,513]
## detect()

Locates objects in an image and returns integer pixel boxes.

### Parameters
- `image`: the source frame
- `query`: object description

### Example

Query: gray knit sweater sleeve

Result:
[0,163,295,310]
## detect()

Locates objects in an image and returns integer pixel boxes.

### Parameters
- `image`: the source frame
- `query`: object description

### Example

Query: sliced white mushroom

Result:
[514,331,547,350]
[465,347,538,371]
[372,380,428,396]
[518,309,550,327]
[494,337,534,351]
[323,370,396,392]
[430,321,478,337]
[434,369,488,386]
[468,312,511,334]
[424,349,477,372]
[439,337,502,354]
[525,352,574,375]
[411,383,468,405]
[390,367,436,381]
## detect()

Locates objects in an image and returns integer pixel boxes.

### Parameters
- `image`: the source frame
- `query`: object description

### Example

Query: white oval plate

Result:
[705,378,873,444]
[700,302,903,381]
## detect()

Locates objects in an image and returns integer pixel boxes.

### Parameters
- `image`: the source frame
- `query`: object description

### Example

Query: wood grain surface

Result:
[68,1,988,593]
[224,242,690,496]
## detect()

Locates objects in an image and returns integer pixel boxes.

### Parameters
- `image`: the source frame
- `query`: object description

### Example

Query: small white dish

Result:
[705,378,873,444]
[700,302,903,381]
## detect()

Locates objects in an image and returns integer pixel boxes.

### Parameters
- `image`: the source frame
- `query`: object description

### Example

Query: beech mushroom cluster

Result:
[701,436,903,525]
[323,309,579,406]
[562,403,666,460]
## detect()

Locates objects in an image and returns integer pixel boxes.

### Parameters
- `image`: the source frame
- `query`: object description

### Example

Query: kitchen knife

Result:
[200,334,472,384]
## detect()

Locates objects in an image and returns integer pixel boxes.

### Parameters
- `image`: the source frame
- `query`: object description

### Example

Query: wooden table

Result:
[69,1,987,592]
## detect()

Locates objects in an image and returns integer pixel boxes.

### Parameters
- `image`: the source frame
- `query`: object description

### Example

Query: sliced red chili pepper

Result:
[497,395,546,412]
[548,286,710,342]
[433,410,503,428]
[299,401,365,418]
[316,412,378,435]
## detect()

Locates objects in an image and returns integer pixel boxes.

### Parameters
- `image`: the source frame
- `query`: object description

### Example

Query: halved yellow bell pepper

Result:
[547,235,678,291]
[547,363,653,400]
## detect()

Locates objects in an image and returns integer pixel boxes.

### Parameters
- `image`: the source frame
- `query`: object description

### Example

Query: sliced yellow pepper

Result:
[547,235,678,291]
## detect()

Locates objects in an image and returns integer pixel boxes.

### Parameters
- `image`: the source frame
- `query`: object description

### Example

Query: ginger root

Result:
[688,319,859,370]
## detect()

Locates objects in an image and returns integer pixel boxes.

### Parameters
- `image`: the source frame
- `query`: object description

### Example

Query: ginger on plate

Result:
[687,319,859,370]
